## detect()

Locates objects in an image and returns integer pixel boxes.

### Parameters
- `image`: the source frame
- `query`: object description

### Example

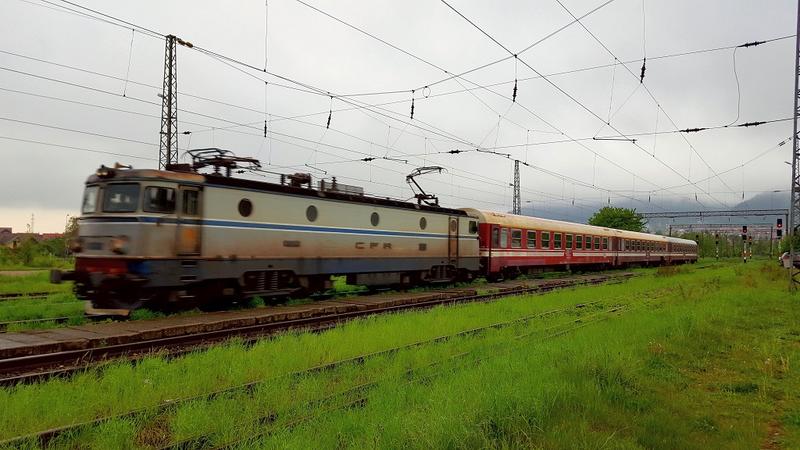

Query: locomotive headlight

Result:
[68,237,83,253]
[95,165,116,178]
[110,235,130,254]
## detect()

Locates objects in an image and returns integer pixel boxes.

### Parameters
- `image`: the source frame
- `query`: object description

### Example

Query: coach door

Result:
[448,216,459,264]
[176,186,202,255]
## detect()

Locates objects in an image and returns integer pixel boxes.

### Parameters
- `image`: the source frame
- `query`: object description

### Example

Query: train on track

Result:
[51,149,697,315]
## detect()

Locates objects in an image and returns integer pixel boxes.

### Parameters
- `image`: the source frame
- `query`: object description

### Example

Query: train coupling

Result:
[50,269,75,284]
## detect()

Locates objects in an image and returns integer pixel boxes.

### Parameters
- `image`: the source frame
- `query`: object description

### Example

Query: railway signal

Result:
[777,218,783,238]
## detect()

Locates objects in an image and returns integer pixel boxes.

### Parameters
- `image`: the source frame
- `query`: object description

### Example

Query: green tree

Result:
[587,206,646,232]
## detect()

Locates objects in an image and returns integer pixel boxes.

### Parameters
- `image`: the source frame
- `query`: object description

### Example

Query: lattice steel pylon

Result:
[159,35,178,169]
[790,1,800,290]
[512,159,521,215]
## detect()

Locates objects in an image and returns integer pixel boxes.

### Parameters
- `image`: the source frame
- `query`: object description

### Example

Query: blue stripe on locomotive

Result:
[82,216,451,239]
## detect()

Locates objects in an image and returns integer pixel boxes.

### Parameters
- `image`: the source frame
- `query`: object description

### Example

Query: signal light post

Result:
[742,225,748,263]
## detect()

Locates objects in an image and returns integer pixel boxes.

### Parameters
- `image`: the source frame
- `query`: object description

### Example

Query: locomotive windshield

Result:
[81,186,99,213]
[102,183,140,213]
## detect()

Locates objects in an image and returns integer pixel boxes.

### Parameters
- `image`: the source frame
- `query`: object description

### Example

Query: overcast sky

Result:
[0,0,796,232]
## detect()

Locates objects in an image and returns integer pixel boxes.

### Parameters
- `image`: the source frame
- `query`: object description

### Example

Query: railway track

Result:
[0,291,56,302]
[165,304,630,450]
[2,297,632,448]
[0,272,634,386]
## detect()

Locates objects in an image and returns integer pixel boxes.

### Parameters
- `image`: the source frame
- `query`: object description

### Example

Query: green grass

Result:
[0,272,80,330]
[1,260,798,449]
[0,272,69,295]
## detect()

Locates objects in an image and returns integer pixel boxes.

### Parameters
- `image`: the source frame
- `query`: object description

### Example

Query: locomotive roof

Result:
[87,168,468,216]
[461,208,697,245]
[206,175,468,216]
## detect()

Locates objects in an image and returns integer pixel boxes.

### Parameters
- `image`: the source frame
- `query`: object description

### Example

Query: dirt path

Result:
[0,270,47,277]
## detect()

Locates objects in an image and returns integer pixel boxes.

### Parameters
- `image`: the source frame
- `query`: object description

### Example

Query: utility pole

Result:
[789,0,800,289]
[512,159,521,215]
[159,35,181,169]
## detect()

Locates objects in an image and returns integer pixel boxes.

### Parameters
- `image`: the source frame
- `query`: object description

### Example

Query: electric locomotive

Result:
[52,149,481,315]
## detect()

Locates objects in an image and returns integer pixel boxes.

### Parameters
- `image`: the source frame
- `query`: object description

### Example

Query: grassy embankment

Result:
[0,272,82,330]
[0,260,796,449]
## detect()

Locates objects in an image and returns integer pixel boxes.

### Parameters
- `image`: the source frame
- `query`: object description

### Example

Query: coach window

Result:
[500,228,509,248]
[602,237,608,250]
[511,229,522,248]
[576,234,583,249]
[542,231,551,249]
[370,212,380,226]
[492,227,500,247]
[585,235,592,250]
[554,233,562,250]
[419,217,427,230]
[566,234,573,249]
[527,230,537,248]
[103,183,140,213]
[594,237,601,250]
[306,205,318,222]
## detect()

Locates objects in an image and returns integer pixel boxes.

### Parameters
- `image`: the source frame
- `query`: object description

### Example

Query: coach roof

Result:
[461,208,696,246]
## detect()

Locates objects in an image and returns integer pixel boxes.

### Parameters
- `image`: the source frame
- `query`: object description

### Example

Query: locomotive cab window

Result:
[469,220,478,234]
[527,230,537,248]
[511,229,522,248]
[576,235,583,249]
[143,187,176,213]
[182,190,200,216]
[81,185,99,214]
[102,183,140,213]
[554,233,562,250]
[541,231,551,249]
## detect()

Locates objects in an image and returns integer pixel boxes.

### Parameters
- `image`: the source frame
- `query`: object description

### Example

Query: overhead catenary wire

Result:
[16,0,791,209]
[2,63,787,170]
[0,72,606,210]
[6,57,781,212]
[275,0,685,204]
[548,0,740,199]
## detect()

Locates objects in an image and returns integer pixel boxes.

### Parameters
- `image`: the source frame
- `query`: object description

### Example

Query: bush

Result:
[0,239,72,269]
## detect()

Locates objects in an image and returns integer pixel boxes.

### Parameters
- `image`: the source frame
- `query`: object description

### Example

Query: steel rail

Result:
[0,274,636,447]
[6,297,620,449]
[188,305,632,450]
[0,273,631,386]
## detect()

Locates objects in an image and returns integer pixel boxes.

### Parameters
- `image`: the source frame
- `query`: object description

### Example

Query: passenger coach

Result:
[461,209,697,279]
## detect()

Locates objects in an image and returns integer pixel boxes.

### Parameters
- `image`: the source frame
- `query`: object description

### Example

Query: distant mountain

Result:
[518,191,788,233]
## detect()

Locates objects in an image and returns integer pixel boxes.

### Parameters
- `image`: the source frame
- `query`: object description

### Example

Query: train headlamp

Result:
[110,235,130,255]
[68,237,83,253]
[95,165,116,178]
